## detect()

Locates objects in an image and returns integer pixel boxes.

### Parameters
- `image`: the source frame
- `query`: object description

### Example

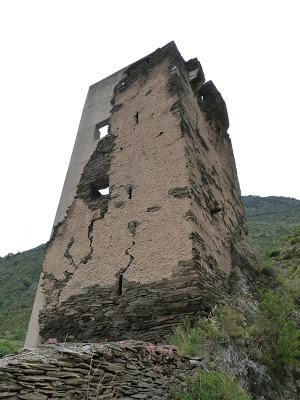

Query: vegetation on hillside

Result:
[262,227,300,302]
[171,291,300,369]
[170,259,300,397]
[170,196,300,398]
[243,195,300,257]
[0,244,45,346]
[171,370,251,400]
[249,289,300,370]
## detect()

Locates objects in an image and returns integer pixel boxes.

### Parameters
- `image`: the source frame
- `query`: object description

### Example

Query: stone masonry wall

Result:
[36,42,249,343]
[167,55,247,285]
[0,341,196,399]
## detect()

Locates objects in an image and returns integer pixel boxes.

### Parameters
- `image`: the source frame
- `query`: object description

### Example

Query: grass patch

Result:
[170,316,228,357]
[170,305,246,358]
[171,370,251,400]
[0,338,22,358]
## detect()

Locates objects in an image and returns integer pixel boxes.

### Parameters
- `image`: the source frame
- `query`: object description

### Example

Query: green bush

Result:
[171,370,251,400]
[249,290,300,370]
[218,305,247,341]
[0,339,21,358]
[170,316,228,357]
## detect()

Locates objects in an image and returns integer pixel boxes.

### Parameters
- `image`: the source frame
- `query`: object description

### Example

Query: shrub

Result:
[218,305,247,341]
[249,290,300,370]
[171,370,252,400]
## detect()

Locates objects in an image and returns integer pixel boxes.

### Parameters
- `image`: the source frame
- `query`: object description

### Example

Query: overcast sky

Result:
[0,0,299,256]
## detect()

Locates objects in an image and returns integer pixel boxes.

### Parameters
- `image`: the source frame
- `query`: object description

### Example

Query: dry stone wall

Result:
[0,341,195,399]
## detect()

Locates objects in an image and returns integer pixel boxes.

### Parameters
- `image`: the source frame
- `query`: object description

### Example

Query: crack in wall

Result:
[42,215,97,313]
[124,243,135,272]
[116,220,139,290]
[40,269,74,323]
[80,216,102,264]
[47,236,81,308]
[120,238,136,276]
[115,240,135,296]
[46,216,100,309]
[64,236,76,268]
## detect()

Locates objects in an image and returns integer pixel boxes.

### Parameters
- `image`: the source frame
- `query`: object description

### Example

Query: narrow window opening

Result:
[128,185,133,199]
[90,179,110,200]
[134,112,139,124]
[94,120,109,140]
[118,274,123,296]
[99,125,109,139]
[98,187,109,196]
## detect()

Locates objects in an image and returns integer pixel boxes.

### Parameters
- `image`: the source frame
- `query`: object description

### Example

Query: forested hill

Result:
[0,195,299,353]
[0,244,45,350]
[243,195,300,256]
[244,195,300,219]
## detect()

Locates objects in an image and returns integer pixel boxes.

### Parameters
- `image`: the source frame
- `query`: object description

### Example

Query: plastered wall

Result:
[26,42,248,346]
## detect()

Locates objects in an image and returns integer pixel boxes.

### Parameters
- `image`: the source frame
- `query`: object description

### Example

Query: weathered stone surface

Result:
[19,394,47,400]
[39,270,229,343]
[0,341,195,399]
[168,186,191,198]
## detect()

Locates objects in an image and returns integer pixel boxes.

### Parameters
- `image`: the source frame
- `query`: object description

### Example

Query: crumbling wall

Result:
[0,341,195,399]
[25,68,126,348]
[168,56,247,290]
[31,42,252,344]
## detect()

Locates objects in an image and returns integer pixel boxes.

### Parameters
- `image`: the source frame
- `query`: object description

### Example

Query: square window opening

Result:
[98,187,109,196]
[94,120,109,140]
[90,179,110,199]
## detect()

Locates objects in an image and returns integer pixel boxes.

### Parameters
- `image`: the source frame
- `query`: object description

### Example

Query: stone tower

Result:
[26,42,247,348]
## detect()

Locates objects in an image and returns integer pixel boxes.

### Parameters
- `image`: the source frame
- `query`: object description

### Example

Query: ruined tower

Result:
[26,42,247,348]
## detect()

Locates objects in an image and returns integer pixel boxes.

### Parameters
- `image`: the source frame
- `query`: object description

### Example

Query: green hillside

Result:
[0,195,299,355]
[243,195,300,257]
[261,226,300,302]
[0,244,45,353]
